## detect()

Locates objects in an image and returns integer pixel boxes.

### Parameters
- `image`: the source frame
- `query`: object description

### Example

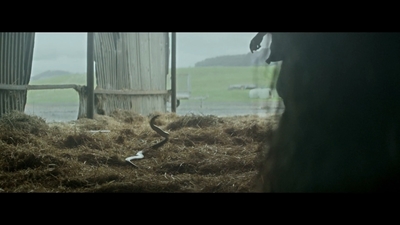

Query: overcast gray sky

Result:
[31,32,262,76]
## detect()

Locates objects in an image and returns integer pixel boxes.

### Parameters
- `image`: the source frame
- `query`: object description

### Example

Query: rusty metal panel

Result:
[92,32,169,116]
[0,32,35,117]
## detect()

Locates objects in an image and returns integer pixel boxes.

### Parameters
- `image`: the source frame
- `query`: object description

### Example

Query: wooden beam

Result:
[87,33,95,119]
[0,83,167,96]
[0,84,27,90]
[94,89,168,95]
[0,84,82,91]
[28,84,82,91]
[171,32,177,113]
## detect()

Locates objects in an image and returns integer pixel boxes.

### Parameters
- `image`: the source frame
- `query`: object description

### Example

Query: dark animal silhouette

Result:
[251,32,400,192]
[250,33,291,106]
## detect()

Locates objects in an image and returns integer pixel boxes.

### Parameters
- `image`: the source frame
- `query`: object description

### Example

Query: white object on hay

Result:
[125,151,144,161]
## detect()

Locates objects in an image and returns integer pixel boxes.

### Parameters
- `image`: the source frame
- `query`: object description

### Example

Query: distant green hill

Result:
[29,73,87,85]
[31,70,73,81]
[194,48,271,67]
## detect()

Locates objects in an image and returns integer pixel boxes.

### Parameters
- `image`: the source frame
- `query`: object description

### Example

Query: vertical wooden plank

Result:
[94,33,107,114]
[13,33,18,84]
[22,33,33,85]
[99,33,107,89]
[93,33,100,87]
[161,33,167,90]
[12,91,16,111]
[114,33,119,90]
[171,32,177,112]
[97,33,106,89]
[100,33,107,90]
[104,33,110,89]
[109,32,115,90]
[18,33,23,83]
[123,33,129,90]
[140,32,147,114]
[105,33,111,90]
[8,91,12,114]
[137,33,143,91]
[1,94,3,115]
[5,33,9,85]
[96,33,102,88]
[112,33,118,91]
[162,33,168,91]
[124,33,130,90]
[111,33,117,91]
[98,33,106,89]
[141,33,151,91]
[7,33,11,85]
[160,33,167,90]
[23,33,34,109]
[10,33,16,84]
[108,32,119,113]
[165,32,170,86]
[135,32,141,91]
[150,33,158,90]
[117,33,124,90]
[149,33,158,113]
[126,33,133,91]
[4,33,7,82]
[103,33,109,89]
[112,33,119,111]
[132,33,140,91]
[87,32,95,119]
[141,34,147,111]
[16,33,22,81]
[117,33,123,90]
[10,33,14,85]
[147,33,153,91]
[0,33,4,84]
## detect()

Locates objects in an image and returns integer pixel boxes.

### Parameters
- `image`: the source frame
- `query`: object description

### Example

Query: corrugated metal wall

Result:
[93,32,169,116]
[0,32,35,117]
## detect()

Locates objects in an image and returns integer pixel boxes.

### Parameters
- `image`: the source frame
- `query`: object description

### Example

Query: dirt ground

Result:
[0,110,280,193]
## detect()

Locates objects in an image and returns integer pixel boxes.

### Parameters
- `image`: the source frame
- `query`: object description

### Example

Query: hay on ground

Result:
[0,110,280,193]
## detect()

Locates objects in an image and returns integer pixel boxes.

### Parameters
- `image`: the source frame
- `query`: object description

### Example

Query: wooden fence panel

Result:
[0,32,35,117]
[86,32,169,117]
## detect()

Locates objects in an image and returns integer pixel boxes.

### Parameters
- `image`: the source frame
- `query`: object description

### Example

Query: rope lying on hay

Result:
[125,115,169,167]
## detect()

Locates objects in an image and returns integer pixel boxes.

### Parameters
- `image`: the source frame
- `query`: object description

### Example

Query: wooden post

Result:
[171,32,177,113]
[87,33,94,119]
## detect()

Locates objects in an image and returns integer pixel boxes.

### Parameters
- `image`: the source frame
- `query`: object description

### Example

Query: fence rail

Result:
[0,84,169,96]
[0,84,83,91]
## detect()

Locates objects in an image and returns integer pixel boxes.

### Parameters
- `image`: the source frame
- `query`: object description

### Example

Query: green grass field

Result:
[27,73,88,104]
[27,66,281,105]
[169,66,281,102]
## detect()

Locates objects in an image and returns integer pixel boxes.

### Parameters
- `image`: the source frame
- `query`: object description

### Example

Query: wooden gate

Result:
[78,33,169,117]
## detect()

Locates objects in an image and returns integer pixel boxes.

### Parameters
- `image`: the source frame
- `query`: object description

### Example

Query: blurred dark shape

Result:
[252,33,400,193]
